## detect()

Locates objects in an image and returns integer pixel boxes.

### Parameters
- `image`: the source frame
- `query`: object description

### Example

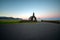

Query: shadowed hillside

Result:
[0,17,22,20]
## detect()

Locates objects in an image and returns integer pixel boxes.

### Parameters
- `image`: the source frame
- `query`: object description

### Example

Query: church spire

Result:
[33,12,35,16]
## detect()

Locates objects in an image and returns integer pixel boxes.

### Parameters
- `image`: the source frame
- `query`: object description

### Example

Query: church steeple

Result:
[33,12,35,16]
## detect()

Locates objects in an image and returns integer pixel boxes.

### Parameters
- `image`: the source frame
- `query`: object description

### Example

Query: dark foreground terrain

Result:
[1,22,60,40]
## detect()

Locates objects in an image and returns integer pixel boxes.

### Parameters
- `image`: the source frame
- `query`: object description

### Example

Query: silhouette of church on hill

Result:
[29,12,37,22]
[20,12,37,22]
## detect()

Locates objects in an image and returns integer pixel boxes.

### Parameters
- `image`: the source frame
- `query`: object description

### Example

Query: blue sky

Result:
[0,0,60,19]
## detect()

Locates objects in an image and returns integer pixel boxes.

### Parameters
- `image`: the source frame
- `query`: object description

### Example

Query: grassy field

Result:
[0,20,20,24]
[0,20,39,24]
[0,20,60,24]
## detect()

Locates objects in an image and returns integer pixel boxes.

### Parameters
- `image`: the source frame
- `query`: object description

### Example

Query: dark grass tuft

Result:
[41,20,60,24]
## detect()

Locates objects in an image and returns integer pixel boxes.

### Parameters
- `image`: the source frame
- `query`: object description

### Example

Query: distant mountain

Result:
[0,17,23,20]
[37,18,60,20]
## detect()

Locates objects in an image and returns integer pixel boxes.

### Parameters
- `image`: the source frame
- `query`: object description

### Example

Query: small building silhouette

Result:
[20,12,37,22]
[29,12,37,22]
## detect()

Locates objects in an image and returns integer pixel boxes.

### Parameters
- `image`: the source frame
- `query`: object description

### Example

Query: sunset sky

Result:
[0,0,60,19]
